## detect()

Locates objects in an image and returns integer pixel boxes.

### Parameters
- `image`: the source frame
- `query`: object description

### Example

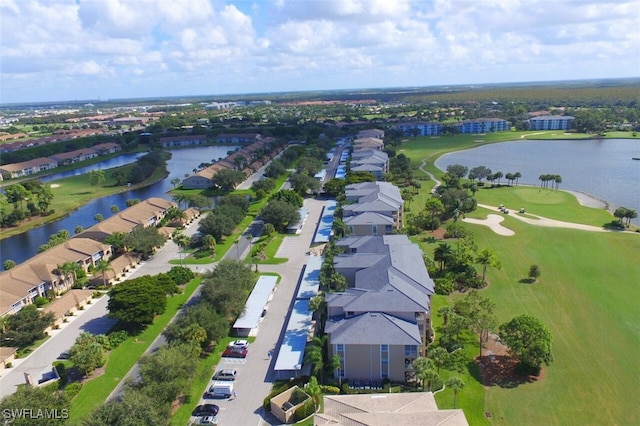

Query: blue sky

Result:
[1,0,639,104]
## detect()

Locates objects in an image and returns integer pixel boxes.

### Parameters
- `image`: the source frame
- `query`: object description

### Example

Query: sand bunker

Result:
[463,214,515,236]
[50,184,60,188]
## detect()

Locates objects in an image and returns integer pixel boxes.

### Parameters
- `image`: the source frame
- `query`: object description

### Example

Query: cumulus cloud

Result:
[1,0,638,103]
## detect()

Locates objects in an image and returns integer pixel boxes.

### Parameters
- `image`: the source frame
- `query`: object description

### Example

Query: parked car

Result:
[58,351,70,360]
[206,382,234,399]
[212,369,237,381]
[192,404,219,417]
[227,339,249,349]
[222,347,248,358]
[199,416,218,425]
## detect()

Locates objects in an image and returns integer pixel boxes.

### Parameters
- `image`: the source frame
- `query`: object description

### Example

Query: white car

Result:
[227,339,249,349]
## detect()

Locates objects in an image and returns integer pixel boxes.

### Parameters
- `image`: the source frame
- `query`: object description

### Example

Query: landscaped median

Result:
[67,276,202,424]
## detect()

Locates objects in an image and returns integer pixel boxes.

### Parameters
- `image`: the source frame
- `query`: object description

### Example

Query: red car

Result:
[222,347,248,358]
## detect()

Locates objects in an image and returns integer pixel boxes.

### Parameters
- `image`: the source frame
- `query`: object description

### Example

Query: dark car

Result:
[58,351,70,360]
[222,347,248,358]
[192,404,220,417]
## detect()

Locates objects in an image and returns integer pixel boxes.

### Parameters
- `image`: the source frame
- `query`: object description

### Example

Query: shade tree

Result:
[499,314,554,375]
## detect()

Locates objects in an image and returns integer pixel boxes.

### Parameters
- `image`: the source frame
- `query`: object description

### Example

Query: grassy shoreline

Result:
[0,156,169,241]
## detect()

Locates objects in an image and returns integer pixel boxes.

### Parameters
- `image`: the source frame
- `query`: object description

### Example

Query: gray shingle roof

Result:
[344,212,394,226]
[325,312,422,345]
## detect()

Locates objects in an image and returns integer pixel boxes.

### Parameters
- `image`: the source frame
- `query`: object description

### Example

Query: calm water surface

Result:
[2,145,238,265]
[435,138,640,224]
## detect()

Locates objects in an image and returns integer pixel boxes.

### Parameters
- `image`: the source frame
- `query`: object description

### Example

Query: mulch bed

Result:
[479,334,543,388]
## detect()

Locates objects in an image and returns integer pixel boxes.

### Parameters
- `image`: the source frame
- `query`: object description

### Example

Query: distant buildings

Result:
[181,137,282,189]
[0,143,121,180]
[528,115,575,130]
[394,118,511,136]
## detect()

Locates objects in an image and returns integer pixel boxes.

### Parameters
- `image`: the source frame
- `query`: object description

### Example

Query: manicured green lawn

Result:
[404,134,640,425]
[470,185,616,227]
[67,277,202,424]
[416,204,640,425]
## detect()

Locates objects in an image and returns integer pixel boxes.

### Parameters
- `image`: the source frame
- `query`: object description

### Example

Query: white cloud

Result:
[1,0,638,103]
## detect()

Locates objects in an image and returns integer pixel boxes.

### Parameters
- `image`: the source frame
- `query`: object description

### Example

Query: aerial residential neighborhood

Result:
[1,82,639,426]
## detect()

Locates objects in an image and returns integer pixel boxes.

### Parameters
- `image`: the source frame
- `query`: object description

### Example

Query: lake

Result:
[1,145,239,265]
[434,138,640,225]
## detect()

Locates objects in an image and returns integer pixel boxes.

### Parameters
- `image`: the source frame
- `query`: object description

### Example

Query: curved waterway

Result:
[434,138,640,225]
[1,145,238,265]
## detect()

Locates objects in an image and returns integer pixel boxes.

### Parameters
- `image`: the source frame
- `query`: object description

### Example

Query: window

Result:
[404,345,418,357]
[336,344,345,378]
[385,225,393,233]
[372,225,377,235]
[380,344,389,379]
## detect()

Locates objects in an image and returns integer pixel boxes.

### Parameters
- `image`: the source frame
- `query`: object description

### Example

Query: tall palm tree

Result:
[434,243,453,272]
[475,248,501,281]
[429,347,449,374]
[174,233,191,266]
[304,335,328,383]
[57,261,80,292]
[93,259,113,287]
[514,172,521,186]
[445,376,465,408]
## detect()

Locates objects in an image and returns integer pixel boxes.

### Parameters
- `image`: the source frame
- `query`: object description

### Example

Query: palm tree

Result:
[438,306,455,326]
[554,175,562,189]
[420,368,440,392]
[475,248,501,281]
[304,335,328,383]
[445,376,465,408]
[429,346,449,374]
[514,172,521,186]
[434,243,453,272]
[202,234,216,252]
[93,259,113,287]
[174,233,191,266]
[331,354,342,387]
[57,261,80,292]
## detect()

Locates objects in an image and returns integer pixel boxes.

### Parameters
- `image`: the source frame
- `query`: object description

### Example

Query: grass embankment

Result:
[403,134,640,425]
[68,277,202,424]
[0,154,167,240]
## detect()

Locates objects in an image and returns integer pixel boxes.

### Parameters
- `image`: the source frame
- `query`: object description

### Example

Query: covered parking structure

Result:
[273,299,313,380]
[232,275,278,337]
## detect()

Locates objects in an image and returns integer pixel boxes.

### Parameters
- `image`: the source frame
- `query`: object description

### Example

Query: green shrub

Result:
[194,249,214,259]
[166,266,195,285]
[434,278,454,295]
[5,362,12,368]
[290,388,309,405]
[54,362,67,386]
[319,385,340,394]
[107,330,128,348]
[34,296,48,308]
[294,398,316,421]
[64,382,82,399]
